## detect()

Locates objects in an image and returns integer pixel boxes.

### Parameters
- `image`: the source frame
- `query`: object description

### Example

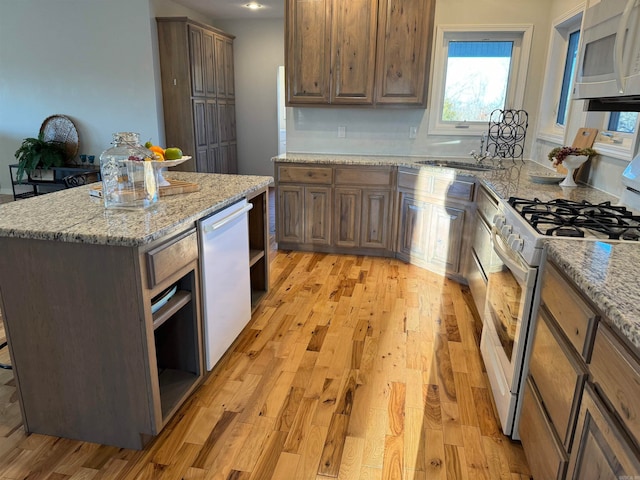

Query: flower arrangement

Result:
[548,146,597,167]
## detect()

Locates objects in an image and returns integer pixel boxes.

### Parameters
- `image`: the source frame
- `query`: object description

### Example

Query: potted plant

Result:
[14,133,67,183]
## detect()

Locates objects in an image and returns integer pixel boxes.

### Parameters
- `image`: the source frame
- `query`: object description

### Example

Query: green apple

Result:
[164,147,183,160]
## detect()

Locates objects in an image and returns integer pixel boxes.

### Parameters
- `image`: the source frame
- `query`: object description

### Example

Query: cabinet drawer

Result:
[519,377,568,480]
[433,177,475,202]
[529,309,587,450]
[277,165,332,184]
[541,262,598,359]
[397,168,474,201]
[335,167,393,186]
[591,322,640,447]
[476,186,498,224]
[146,230,198,288]
[398,169,433,192]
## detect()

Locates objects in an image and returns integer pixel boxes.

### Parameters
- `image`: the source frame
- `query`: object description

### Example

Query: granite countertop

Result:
[0,172,273,247]
[274,152,640,352]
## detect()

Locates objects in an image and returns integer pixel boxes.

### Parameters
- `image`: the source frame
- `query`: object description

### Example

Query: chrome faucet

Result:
[470,132,490,164]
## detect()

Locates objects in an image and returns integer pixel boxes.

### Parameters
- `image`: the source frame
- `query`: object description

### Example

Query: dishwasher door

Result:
[198,200,253,371]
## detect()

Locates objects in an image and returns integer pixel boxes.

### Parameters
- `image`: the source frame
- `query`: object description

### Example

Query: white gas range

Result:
[479,162,640,439]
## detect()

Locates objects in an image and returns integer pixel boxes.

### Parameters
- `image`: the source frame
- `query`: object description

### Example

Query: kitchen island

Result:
[0,171,272,449]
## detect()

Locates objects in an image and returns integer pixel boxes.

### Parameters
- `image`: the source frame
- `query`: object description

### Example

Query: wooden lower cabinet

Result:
[521,258,640,479]
[397,193,429,261]
[520,378,568,480]
[277,184,332,246]
[396,167,473,279]
[276,163,394,255]
[567,384,640,479]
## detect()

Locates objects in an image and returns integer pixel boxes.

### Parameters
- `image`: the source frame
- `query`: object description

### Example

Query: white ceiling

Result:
[173,0,284,19]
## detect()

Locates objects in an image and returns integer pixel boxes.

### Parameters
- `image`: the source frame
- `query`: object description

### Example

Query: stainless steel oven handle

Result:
[491,226,528,283]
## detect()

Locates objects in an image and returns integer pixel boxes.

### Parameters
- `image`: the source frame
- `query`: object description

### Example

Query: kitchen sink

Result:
[416,159,506,172]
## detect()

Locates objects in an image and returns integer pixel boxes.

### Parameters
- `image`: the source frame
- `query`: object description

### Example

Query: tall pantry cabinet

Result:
[156,18,237,174]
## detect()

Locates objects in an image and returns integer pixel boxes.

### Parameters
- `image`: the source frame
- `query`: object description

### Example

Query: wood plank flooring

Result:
[0,251,531,479]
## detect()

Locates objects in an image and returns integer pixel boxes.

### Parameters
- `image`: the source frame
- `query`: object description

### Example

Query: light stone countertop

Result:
[0,172,273,247]
[274,152,640,351]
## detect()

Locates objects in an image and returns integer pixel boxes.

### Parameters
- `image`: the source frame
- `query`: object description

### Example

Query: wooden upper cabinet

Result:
[286,0,332,104]
[286,0,433,106]
[225,39,235,98]
[330,0,378,104]
[375,0,434,105]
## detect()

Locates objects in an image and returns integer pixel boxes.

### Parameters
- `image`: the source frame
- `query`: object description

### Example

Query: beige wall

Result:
[212,18,285,176]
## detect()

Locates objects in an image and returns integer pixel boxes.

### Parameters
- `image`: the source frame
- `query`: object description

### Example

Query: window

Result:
[537,8,583,144]
[428,25,533,136]
[556,30,581,126]
[608,112,638,134]
[443,41,513,123]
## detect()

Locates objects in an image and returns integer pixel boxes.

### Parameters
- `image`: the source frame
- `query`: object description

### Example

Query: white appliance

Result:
[480,188,640,439]
[575,0,640,100]
[198,200,253,371]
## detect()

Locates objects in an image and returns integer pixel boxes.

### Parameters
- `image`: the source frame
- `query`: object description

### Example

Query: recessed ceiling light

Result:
[243,2,264,9]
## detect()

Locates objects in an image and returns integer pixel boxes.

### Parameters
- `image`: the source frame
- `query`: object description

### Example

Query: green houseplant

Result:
[14,133,67,182]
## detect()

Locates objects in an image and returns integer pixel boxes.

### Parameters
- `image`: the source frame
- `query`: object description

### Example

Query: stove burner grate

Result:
[508,197,640,240]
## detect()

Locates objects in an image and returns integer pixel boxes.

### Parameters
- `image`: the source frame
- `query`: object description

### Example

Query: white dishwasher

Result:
[198,199,253,371]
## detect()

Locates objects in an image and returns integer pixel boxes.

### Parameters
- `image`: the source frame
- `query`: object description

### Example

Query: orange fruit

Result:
[149,145,165,156]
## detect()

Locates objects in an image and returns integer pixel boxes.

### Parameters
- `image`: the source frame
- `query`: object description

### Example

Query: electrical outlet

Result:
[338,126,346,138]
[409,126,418,139]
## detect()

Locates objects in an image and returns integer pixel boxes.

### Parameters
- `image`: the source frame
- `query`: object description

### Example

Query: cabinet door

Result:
[218,100,232,143]
[192,99,208,172]
[206,99,219,147]
[330,0,377,104]
[286,0,332,104]
[224,39,235,98]
[568,384,640,479]
[304,186,332,245]
[397,193,429,261]
[215,35,227,97]
[375,0,434,105]
[189,26,206,97]
[278,185,305,244]
[361,189,391,249]
[427,204,464,274]
[334,187,362,248]
[203,31,216,97]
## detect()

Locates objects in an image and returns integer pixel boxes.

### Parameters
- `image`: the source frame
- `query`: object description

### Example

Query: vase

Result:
[99,132,159,209]
[558,155,588,187]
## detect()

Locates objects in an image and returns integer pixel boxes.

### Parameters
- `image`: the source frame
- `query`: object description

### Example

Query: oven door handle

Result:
[491,226,530,284]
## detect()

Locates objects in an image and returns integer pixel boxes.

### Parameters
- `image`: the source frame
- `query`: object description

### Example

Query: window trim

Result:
[536,6,584,145]
[427,24,534,136]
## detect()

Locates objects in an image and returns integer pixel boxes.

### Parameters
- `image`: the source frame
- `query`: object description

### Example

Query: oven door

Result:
[480,226,537,436]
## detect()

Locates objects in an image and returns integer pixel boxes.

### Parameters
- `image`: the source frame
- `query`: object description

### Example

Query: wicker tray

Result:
[39,114,79,162]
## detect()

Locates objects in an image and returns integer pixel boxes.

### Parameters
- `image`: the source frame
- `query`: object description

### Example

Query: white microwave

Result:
[575,0,640,100]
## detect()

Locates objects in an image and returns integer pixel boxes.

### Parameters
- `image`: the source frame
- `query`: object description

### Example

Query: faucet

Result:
[470,132,489,164]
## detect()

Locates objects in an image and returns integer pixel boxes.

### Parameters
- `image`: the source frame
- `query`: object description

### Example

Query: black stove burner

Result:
[508,197,640,240]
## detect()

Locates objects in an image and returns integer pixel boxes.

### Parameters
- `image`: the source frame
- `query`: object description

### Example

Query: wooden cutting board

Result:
[89,179,200,199]
[556,127,599,174]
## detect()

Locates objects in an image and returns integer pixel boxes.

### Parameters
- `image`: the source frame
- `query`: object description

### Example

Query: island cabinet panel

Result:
[0,226,206,450]
[286,0,434,106]
[0,239,153,449]
[157,17,236,173]
[375,0,434,105]
[286,0,332,104]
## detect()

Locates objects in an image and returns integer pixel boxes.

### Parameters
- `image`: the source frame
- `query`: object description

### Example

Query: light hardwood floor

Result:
[0,251,531,479]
